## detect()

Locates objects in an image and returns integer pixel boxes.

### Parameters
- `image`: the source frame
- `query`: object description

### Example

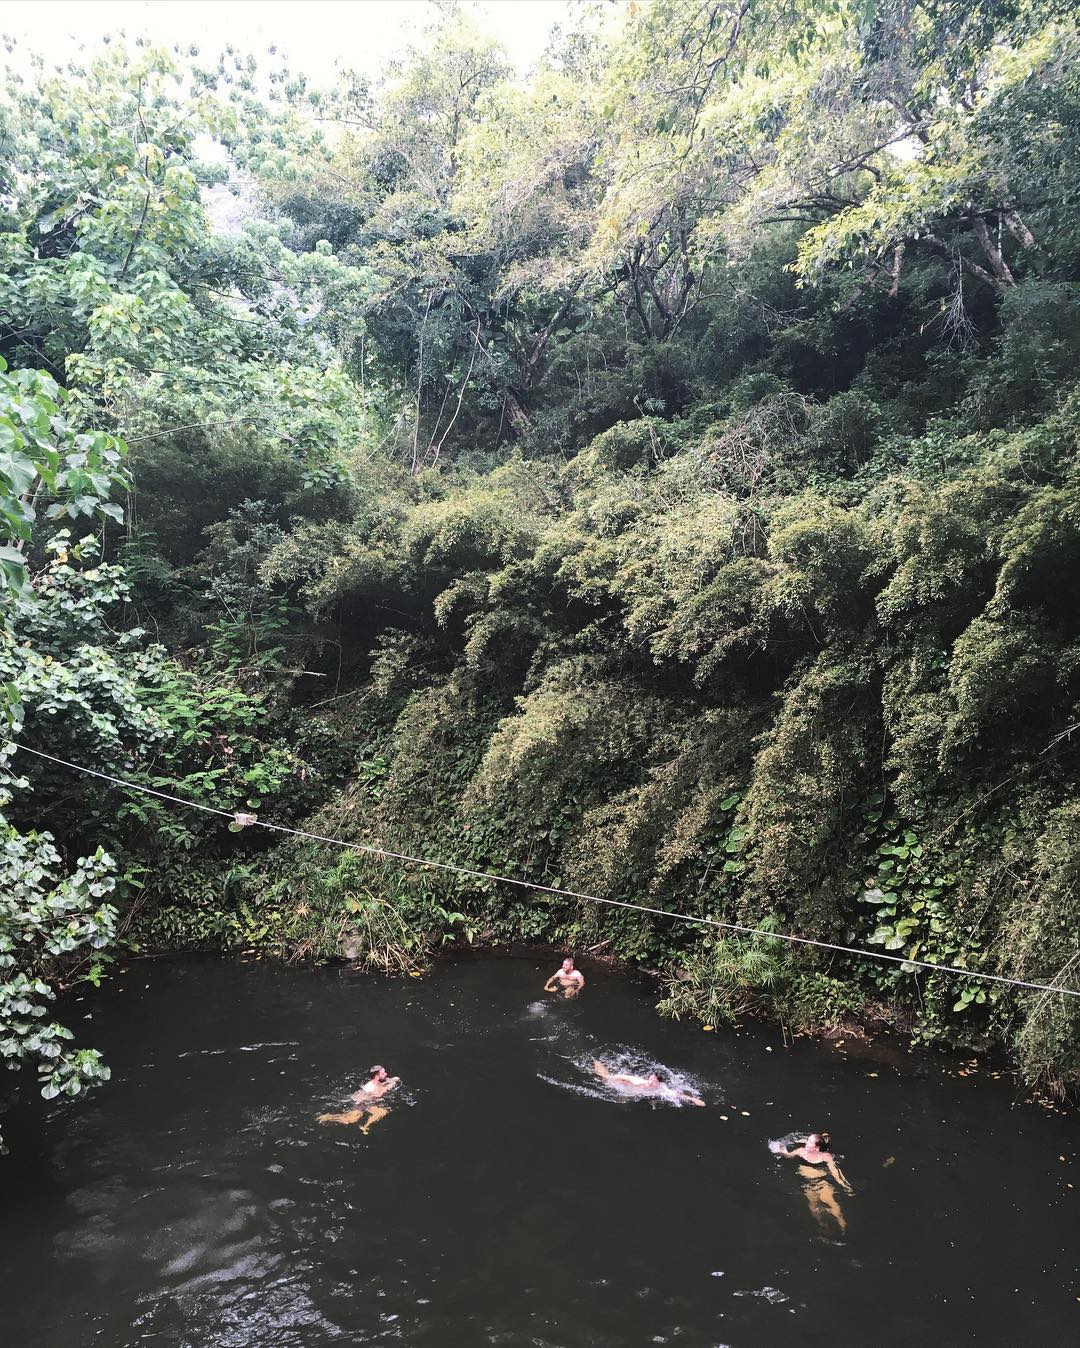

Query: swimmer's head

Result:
[646,1073,661,1088]
[369,1064,387,1082]
[809,1131,831,1151]
[561,957,574,972]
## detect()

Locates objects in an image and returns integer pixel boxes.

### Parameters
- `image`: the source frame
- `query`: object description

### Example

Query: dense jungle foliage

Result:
[3,0,1080,1142]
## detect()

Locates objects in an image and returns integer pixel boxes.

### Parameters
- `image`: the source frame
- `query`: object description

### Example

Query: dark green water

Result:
[1,956,1077,1346]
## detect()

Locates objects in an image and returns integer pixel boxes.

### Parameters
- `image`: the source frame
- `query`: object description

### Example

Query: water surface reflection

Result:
[1,957,1077,1345]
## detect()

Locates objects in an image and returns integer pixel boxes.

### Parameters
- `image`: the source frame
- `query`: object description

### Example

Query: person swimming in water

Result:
[592,1059,705,1106]
[352,1065,400,1101]
[774,1131,853,1236]
[317,1065,401,1134]
[544,956,585,998]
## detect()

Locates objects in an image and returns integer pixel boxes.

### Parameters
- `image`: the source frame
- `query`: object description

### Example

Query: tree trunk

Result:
[888,241,905,297]
[970,214,1015,286]
[1002,209,1036,250]
[503,391,531,437]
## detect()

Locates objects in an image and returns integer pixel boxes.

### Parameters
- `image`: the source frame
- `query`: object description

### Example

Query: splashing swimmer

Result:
[772,1131,853,1236]
[544,956,586,999]
[592,1059,705,1106]
[317,1065,401,1135]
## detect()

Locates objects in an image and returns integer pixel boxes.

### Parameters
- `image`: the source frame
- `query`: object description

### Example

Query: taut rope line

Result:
[10,743,1080,1000]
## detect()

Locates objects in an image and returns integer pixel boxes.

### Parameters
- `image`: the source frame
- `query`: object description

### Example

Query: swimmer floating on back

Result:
[772,1131,853,1236]
[317,1064,401,1135]
[544,956,585,999]
[592,1059,705,1106]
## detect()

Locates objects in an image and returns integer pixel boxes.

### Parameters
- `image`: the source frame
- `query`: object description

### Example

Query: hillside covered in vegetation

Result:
[3,0,1080,1136]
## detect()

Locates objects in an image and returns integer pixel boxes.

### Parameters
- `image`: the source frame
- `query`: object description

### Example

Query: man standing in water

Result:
[317,1065,400,1134]
[544,956,585,998]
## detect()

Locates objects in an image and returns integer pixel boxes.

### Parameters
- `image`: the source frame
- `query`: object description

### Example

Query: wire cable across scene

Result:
[10,742,1080,1001]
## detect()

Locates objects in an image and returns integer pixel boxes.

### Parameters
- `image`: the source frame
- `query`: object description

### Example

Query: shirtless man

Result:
[544,956,585,998]
[317,1065,400,1134]
[592,1059,705,1106]
[351,1064,400,1102]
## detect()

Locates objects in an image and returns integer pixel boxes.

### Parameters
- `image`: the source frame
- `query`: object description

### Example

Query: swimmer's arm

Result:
[543,975,559,992]
[573,971,585,987]
[827,1158,853,1194]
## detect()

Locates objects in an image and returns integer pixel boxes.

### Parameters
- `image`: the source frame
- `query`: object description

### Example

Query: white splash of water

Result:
[768,1130,819,1155]
[733,1286,789,1304]
[177,1041,300,1059]
[539,1047,710,1108]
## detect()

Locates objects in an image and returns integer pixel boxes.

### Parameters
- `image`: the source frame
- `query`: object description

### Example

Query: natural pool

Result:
[1,956,1077,1346]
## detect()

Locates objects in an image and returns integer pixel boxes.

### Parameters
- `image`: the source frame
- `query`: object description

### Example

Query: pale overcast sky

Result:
[1,0,578,82]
